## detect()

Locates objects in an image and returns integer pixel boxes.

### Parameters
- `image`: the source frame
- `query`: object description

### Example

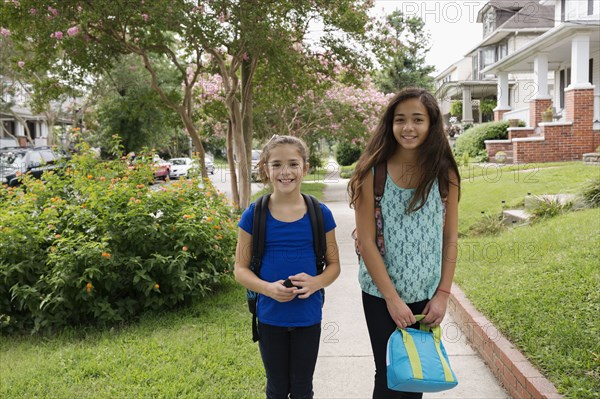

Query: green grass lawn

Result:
[0,280,265,399]
[454,208,600,399]
[454,161,600,398]
[458,162,599,235]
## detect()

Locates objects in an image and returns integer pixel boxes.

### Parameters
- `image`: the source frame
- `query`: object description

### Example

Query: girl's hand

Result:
[422,292,449,327]
[266,281,297,302]
[386,296,417,329]
[288,273,321,299]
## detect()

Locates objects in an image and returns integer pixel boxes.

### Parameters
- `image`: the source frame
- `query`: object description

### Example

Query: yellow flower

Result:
[87,175,93,179]
[154,283,160,289]
[101,252,112,259]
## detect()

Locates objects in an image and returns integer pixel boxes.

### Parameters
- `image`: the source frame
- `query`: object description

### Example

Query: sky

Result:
[373,0,487,76]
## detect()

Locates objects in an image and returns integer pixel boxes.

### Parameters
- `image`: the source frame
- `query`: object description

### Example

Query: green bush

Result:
[0,142,237,334]
[581,178,600,208]
[468,212,507,236]
[336,141,362,166]
[530,196,571,221]
[453,121,509,157]
[308,152,324,173]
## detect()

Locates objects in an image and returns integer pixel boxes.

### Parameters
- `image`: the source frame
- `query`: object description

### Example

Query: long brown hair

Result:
[348,87,460,212]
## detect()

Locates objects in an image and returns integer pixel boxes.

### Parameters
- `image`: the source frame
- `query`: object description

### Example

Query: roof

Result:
[496,4,555,29]
[482,22,600,73]
[466,4,554,55]
[477,0,537,22]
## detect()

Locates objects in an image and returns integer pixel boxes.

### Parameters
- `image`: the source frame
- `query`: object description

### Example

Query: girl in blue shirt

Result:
[234,135,340,399]
[349,88,461,399]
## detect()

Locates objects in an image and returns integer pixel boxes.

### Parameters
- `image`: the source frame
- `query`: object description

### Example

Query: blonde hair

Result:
[257,135,309,184]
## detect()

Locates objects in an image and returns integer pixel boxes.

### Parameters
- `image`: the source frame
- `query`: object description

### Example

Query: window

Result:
[589,0,594,16]
[480,47,495,70]
[26,121,37,140]
[496,42,508,61]
[559,68,572,109]
[590,59,594,85]
[561,0,566,21]
[472,54,479,80]
[1,121,15,137]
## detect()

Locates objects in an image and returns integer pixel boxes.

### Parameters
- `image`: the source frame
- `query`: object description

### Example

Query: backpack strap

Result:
[302,193,327,305]
[373,162,387,256]
[250,194,270,276]
[249,194,270,342]
[353,162,387,260]
[302,193,326,274]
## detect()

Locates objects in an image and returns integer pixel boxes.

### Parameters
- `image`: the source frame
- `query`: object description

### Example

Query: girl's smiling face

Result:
[392,98,431,151]
[264,144,308,194]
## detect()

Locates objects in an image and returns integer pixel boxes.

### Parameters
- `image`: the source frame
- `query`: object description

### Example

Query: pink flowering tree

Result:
[254,69,393,156]
[1,1,378,208]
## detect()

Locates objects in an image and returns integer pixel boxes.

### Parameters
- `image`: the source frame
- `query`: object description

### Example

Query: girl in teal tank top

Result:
[348,88,461,399]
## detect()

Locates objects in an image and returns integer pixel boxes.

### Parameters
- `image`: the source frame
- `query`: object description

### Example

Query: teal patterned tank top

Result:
[358,174,445,303]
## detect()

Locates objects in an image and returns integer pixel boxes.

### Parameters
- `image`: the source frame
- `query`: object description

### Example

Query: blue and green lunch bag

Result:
[386,315,458,392]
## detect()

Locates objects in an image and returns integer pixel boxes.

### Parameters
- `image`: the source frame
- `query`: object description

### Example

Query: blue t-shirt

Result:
[238,201,336,327]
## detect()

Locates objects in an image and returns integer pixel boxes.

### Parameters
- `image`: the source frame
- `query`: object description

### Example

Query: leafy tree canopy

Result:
[372,10,435,93]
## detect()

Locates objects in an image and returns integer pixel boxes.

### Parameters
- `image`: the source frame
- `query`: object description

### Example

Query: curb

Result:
[448,283,563,399]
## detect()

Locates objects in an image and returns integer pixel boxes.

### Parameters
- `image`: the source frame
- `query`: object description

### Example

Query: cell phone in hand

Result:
[283,278,299,289]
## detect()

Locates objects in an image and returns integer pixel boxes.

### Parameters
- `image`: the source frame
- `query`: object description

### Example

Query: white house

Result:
[435,0,555,125]
[1,80,75,148]
[483,0,600,163]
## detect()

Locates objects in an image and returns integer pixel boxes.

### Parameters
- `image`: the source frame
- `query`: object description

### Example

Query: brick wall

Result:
[494,109,510,121]
[529,98,552,128]
[508,128,535,140]
[485,141,513,162]
[506,88,596,163]
[565,88,595,154]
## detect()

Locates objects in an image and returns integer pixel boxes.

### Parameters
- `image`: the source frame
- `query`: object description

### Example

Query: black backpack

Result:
[246,193,327,342]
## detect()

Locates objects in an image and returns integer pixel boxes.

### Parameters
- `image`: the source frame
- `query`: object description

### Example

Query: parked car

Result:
[152,156,171,180]
[0,146,68,187]
[205,155,215,175]
[169,157,197,179]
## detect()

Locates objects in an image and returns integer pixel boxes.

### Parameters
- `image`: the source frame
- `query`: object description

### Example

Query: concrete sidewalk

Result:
[312,174,510,399]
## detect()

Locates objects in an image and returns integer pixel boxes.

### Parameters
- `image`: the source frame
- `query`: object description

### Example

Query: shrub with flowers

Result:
[0,140,237,334]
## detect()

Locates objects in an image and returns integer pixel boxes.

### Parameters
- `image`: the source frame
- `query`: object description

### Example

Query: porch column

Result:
[494,72,511,121]
[530,54,553,127]
[533,54,551,99]
[461,86,474,124]
[569,34,593,90]
[15,120,24,137]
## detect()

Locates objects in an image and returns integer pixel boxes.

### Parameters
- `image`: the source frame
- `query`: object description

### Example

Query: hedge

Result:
[453,121,510,158]
[0,142,237,334]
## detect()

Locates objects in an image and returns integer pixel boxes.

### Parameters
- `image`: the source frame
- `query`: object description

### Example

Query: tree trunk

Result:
[242,57,254,177]
[226,120,240,207]
[180,110,206,177]
[229,97,250,208]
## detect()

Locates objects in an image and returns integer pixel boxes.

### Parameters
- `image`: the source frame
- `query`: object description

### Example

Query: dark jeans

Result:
[362,291,429,399]
[258,322,321,399]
